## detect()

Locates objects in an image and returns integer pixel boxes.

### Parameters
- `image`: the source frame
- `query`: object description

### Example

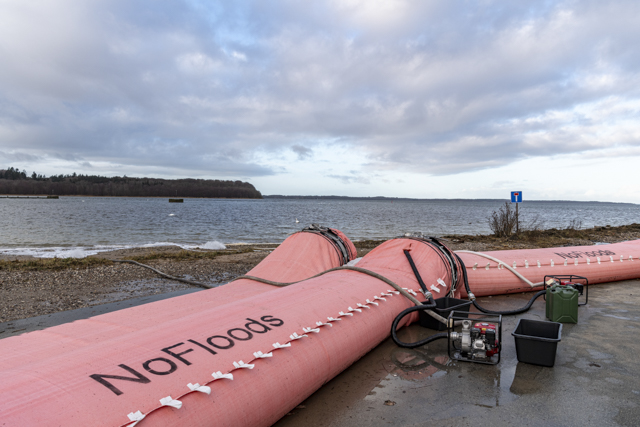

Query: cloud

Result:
[326,172,371,185]
[291,145,312,160]
[0,151,42,163]
[0,0,639,193]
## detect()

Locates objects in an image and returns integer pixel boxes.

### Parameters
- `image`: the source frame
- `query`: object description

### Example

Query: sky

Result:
[0,0,639,202]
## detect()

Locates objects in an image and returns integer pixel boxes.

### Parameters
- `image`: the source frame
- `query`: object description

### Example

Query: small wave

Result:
[0,246,118,259]
[139,241,225,250]
[200,241,226,250]
[0,240,227,259]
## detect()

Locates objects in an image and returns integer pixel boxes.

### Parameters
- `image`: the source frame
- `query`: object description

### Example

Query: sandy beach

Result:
[2,224,640,323]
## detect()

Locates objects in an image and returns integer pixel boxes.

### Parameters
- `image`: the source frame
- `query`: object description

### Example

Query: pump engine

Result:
[448,312,502,364]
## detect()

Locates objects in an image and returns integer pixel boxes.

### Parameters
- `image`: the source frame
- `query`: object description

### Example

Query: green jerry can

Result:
[546,284,579,323]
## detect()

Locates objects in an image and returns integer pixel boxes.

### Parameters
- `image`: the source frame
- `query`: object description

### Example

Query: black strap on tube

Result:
[403,249,429,296]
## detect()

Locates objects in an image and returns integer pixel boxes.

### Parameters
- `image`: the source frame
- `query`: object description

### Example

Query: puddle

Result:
[601,314,632,320]
[358,326,520,418]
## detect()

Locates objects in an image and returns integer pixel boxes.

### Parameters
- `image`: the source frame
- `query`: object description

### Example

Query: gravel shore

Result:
[0,247,269,323]
[2,224,640,323]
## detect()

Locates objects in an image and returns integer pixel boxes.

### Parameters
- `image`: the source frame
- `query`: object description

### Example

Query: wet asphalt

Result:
[277,279,640,427]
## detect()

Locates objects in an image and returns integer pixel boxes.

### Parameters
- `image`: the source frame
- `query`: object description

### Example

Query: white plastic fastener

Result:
[348,306,362,313]
[338,311,354,317]
[289,333,307,340]
[212,371,234,380]
[233,360,255,369]
[127,411,145,426]
[316,321,332,327]
[303,327,321,333]
[159,396,182,409]
[273,342,292,349]
[357,303,370,309]
[365,299,379,306]
[253,351,273,358]
[187,383,211,395]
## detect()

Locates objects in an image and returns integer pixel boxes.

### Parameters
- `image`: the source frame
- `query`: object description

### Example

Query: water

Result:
[0,197,638,258]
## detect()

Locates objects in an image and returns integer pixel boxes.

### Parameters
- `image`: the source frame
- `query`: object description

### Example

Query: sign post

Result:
[511,191,522,234]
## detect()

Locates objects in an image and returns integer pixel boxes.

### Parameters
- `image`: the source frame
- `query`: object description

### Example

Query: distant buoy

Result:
[169,214,175,217]
[295,218,299,223]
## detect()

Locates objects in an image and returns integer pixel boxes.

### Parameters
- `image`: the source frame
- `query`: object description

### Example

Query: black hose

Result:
[392,251,548,349]
[455,253,547,315]
[392,240,547,349]
[390,297,449,348]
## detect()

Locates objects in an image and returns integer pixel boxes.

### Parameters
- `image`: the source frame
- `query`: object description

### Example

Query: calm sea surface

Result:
[0,197,638,257]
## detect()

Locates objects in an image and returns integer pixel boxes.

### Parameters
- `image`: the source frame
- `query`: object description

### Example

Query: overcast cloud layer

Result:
[1,0,639,201]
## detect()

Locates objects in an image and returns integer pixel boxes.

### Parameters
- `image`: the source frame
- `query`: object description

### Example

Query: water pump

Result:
[448,311,502,365]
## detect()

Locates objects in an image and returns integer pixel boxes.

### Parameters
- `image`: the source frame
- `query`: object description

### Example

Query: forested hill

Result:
[0,167,262,198]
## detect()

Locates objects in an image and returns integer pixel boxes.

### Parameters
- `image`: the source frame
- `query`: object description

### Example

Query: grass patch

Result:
[128,248,254,262]
[443,223,640,249]
[0,257,114,272]
[353,239,387,250]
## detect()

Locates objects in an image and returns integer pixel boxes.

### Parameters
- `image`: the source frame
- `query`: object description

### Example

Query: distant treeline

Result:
[0,167,262,198]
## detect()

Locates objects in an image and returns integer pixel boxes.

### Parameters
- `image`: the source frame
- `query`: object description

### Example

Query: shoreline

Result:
[2,223,640,324]
[4,221,640,262]
[0,194,263,199]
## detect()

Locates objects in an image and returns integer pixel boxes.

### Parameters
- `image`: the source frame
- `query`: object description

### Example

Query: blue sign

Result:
[511,191,522,203]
